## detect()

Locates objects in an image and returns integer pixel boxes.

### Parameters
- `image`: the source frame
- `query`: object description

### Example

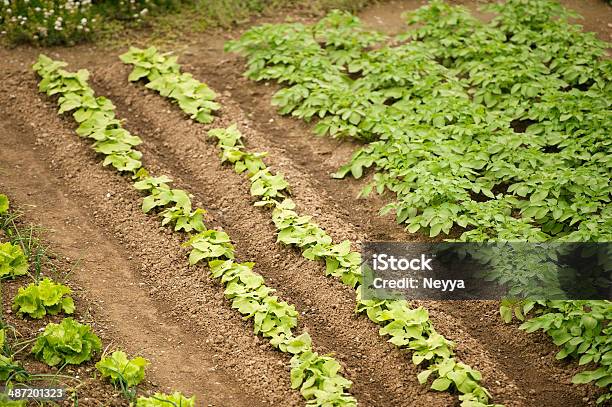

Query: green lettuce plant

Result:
[0,242,28,279]
[12,278,75,319]
[96,350,149,387]
[31,318,101,367]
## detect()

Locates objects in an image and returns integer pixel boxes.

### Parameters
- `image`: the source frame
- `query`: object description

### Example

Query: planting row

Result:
[121,46,499,407]
[33,53,356,407]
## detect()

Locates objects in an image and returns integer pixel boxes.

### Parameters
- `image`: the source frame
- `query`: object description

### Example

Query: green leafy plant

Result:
[184,230,235,265]
[290,350,355,406]
[504,300,612,404]
[227,2,611,243]
[31,318,101,367]
[249,169,289,206]
[33,54,143,175]
[136,392,195,407]
[120,46,220,124]
[12,277,75,319]
[0,394,26,407]
[0,242,28,279]
[96,350,149,388]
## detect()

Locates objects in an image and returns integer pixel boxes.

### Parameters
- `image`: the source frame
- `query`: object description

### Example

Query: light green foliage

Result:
[0,242,29,279]
[209,125,267,176]
[33,54,143,174]
[133,174,206,232]
[96,350,149,388]
[160,207,206,233]
[0,354,24,382]
[12,277,75,319]
[31,318,102,367]
[0,394,26,407]
[120,46,220,124]
[209,126,288,207]
[136,392,195,407]
[184,230,235,265]
[0,194,8,214]
[208,255,355,405]
[249,170,289,206]
[209,259,299,343]
[290,350,356,406]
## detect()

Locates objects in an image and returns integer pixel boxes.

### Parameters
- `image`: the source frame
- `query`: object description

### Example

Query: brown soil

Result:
[0,1,610,406]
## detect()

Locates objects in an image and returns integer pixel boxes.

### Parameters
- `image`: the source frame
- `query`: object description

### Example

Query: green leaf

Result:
[0,194,9,214]
[417,369,433,384]
[431,377,452,391]
[499,305,513,323]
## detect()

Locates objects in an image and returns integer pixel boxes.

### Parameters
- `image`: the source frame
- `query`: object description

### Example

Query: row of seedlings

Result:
[33,54,357,407]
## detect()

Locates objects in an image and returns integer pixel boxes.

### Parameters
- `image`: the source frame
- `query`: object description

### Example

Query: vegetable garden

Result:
[0,0,610,406]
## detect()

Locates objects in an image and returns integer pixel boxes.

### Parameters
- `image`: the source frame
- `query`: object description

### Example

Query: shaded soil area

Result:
[0,0,610,406]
